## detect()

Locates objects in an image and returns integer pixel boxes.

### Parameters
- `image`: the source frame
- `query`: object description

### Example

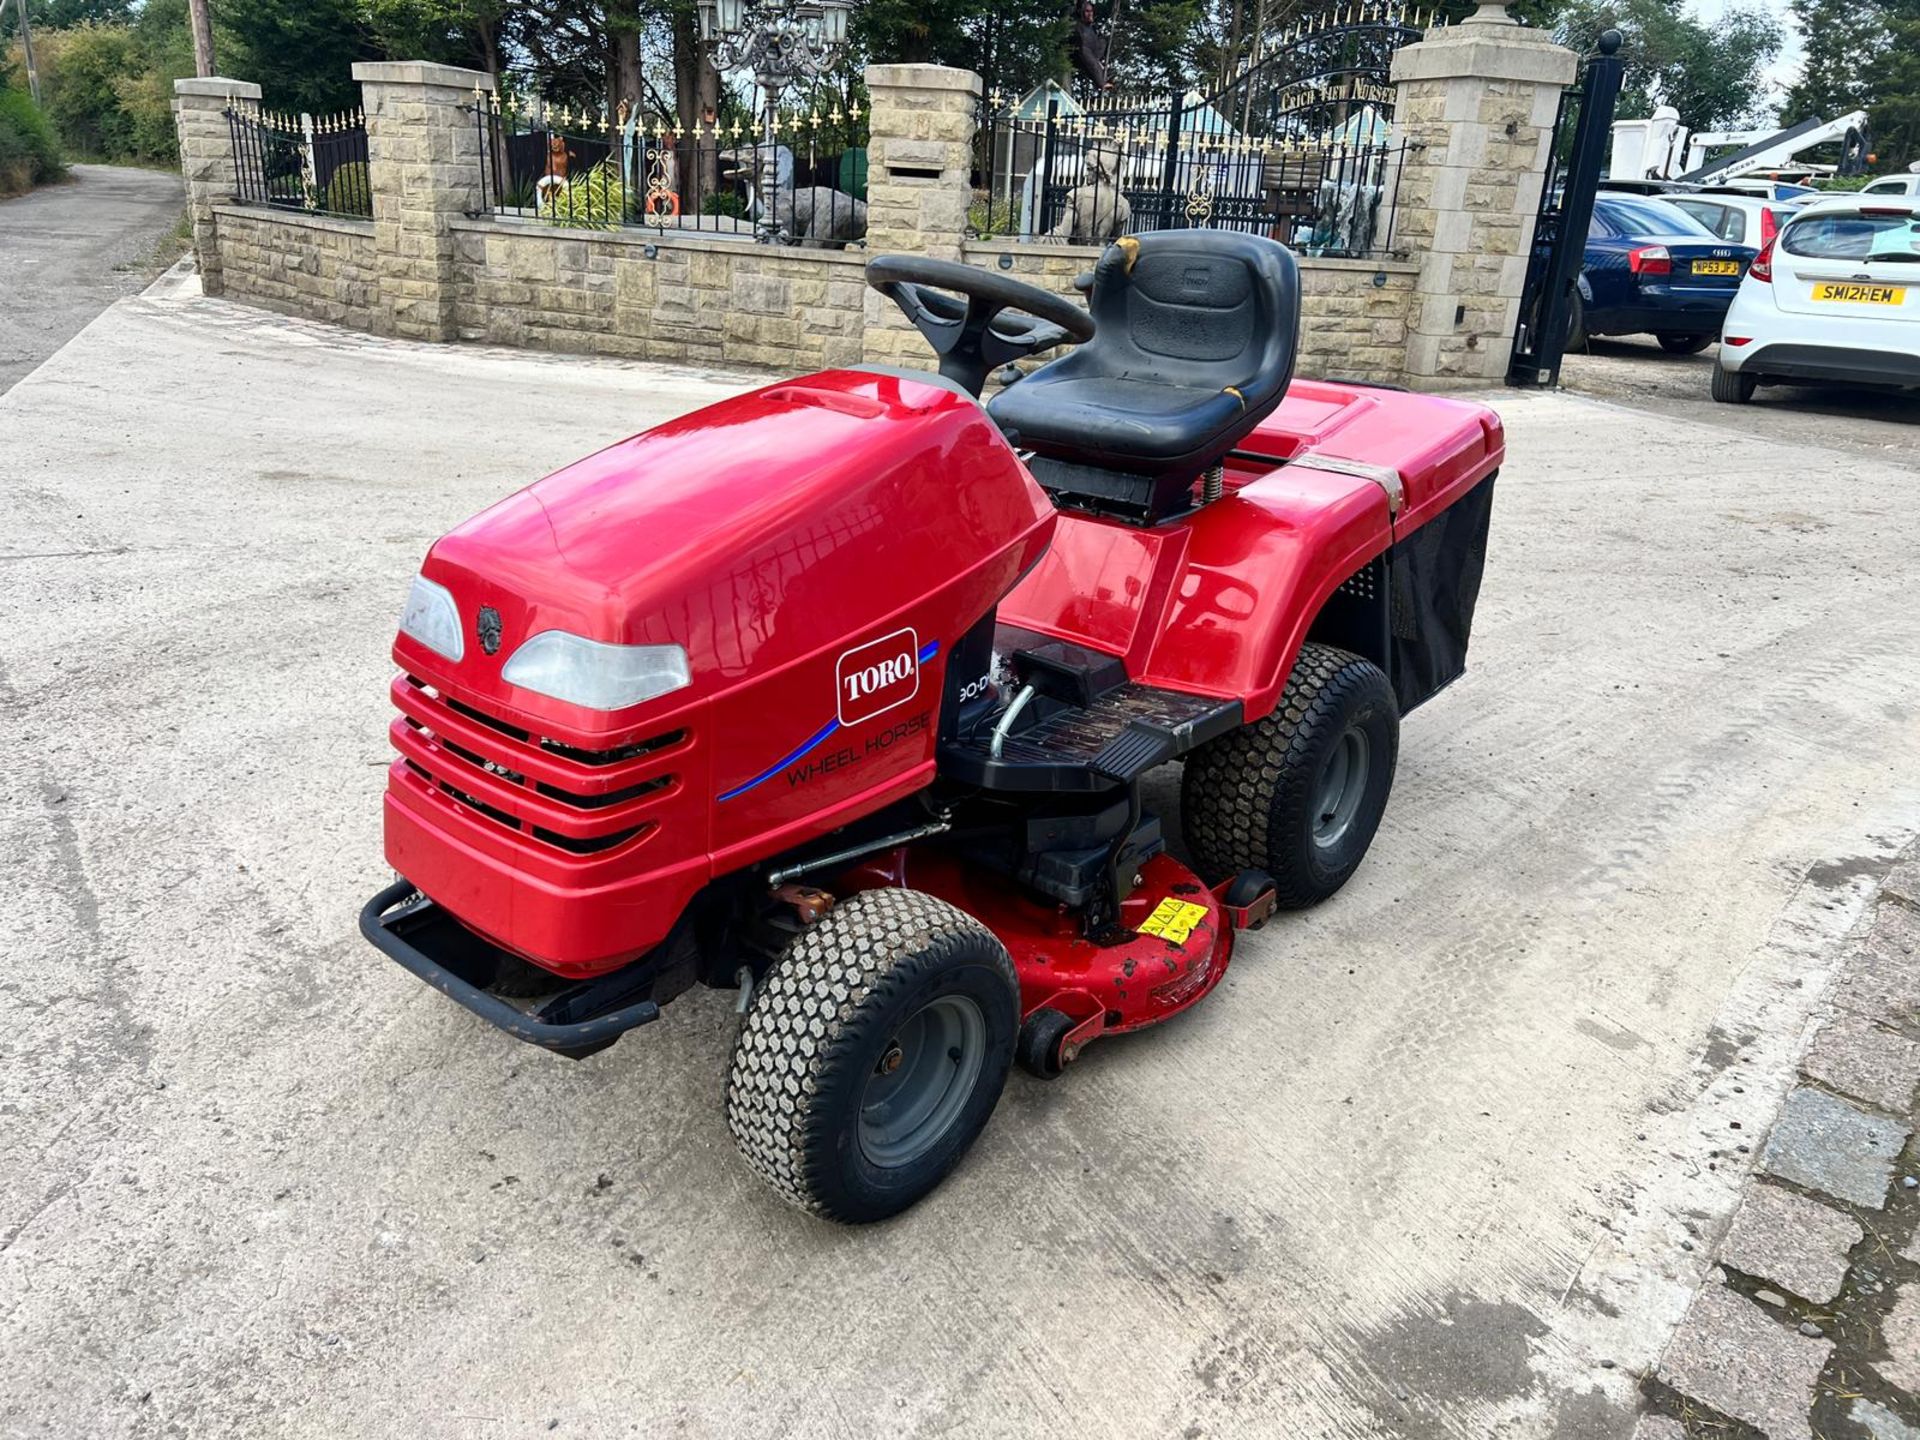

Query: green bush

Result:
[37,22,142,159]
[544,159,625,231]
[1814,174,1878,192]
[22,19,186,166]
[324,159,370,215]
[0,85,67,197]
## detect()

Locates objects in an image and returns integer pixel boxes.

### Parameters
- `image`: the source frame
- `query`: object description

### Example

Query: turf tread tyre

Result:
[726,888,1018,1222]
[1710,362,1755,404]
[1180,642,1397,909]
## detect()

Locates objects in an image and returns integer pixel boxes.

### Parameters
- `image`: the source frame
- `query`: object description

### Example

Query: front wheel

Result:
[1180,643,1399,909]
[1658,333,1715,355]
[1710,362,1756,404]
[726,889,1019,1223]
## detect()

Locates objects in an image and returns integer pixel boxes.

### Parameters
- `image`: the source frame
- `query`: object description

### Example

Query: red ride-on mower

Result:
[361,231,1503,1222]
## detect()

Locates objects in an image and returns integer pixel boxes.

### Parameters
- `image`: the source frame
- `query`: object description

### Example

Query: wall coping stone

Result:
[864,63,981,96]
[214,204,376,237]
[175,76,261,101]
[959,239,1418,276]
[351,60,494,92]
[1390,29,1577,85]
[449,216,872,267]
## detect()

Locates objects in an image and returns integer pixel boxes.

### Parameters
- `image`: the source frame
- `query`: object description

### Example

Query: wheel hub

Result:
[858,995,987,1169]
[1313,726,1370,851]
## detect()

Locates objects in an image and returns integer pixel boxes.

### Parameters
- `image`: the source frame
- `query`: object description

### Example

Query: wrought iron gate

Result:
[1507,29,1622,387]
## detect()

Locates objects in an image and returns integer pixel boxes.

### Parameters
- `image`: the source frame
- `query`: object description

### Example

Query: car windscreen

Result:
[1774,184,1817,200]
[1593,196,1719,238]
[1782,212,1920,264]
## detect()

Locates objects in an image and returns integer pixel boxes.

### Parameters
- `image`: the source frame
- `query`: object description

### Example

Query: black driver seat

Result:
[986,230,1300,520]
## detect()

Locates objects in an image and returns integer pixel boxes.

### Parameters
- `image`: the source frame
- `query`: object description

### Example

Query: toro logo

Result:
[837,627,920,727]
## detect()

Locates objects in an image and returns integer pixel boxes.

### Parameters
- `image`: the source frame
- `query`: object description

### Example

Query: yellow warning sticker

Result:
[1138,898,1209,945]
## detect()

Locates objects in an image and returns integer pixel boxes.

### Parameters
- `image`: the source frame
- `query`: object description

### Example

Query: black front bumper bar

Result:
[360,879,661,1058]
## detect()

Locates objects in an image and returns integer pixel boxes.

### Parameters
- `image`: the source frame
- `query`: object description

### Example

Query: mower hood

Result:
[400,367,1055,743]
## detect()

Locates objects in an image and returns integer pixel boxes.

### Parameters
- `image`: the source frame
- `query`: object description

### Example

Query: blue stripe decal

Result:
[715,638,939,803]
[717,717,840,802]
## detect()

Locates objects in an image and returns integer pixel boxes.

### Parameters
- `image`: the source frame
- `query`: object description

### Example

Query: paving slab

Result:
[1718,1183,1864,1304]
[1630,1416,1688,1440]
[1854,1399,1920,1440]
[1877,1288,1920,1393]
[1760,1087,1911,1209]
[1885,860,1920,911]
[1659,1285,1831,1440]
[1827,907,1920,1027]
[1803,1013,1920,1116]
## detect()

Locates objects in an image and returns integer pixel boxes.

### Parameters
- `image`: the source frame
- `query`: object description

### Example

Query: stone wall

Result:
[1389,19,1577,386]
[215,207,378,331]
[957,240,1417,386]
[180,43,1573,390]
[447,221,867,370]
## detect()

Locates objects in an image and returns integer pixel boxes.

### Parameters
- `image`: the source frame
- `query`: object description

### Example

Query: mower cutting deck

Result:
[362,230,1503,1222]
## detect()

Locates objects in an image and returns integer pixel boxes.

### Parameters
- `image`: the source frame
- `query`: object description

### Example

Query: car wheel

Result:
[1564,290,1587,352]
[1180,643,1400,910]
[1658,334,1715,355]
[726,888,1019,1223]
[1710,362,1756,404]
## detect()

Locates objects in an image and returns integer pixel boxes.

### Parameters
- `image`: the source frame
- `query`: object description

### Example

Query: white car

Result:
[1711,195,1920,403]
[1859,170,1920,199]
[1668,192,1788,251]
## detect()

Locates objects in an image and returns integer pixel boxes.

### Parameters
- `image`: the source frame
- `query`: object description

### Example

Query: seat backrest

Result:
[1085,230,1298,401]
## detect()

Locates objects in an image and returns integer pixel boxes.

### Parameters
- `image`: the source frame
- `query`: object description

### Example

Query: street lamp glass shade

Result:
[695,0,716,39]
[819,0,850,44]
[715,0,746,33]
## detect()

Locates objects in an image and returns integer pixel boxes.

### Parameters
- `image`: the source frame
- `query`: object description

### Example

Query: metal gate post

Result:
[1508,30,1622,387]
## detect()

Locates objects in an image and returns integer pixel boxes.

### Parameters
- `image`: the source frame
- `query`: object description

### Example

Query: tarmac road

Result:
[2,280,1919,1439]
[0,163,184,396]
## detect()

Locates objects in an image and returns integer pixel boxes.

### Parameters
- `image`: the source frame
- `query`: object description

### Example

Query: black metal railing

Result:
[471,88,870,246]
[971,90,1408,258]
[226,104,371,219]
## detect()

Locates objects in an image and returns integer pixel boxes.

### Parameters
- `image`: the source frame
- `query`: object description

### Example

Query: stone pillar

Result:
[351,60,493,342]
[860,63,981,370]
[173,77,261,298]
[1389,14,1576,386]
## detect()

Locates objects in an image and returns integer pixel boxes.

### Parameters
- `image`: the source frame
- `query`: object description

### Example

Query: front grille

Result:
[391,675,686,859]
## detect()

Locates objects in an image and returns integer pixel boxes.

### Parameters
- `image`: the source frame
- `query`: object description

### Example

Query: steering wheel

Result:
[865,255,1096,398]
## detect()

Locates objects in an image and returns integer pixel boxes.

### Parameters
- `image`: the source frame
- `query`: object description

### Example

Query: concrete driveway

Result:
[3,280,1918,1440]
[1558,334,1920,463]
[0,163,184,396]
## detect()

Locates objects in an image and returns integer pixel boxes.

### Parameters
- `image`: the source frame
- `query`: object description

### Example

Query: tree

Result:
[1553,0,1783,128]
[1,0,132,42]
[1782,0,1918,168]
[853,0,1069,98]
[1879,0,1920,162]
[218,0,383,112]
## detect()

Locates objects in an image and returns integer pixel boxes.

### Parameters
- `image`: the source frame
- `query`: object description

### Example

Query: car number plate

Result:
[1691,260,1741,276]
[1811,281,1906,304]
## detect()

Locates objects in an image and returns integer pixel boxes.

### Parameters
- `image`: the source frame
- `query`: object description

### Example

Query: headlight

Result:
[399,575,463,662]
[501,631,690,711]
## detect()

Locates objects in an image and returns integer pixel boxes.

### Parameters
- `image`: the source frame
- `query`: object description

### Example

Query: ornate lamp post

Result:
[696,0,853,242]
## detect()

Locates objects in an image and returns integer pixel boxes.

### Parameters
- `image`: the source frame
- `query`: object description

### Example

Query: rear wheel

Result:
[1180,643,1399,909]
[1564,290,1587,352]
[1710,362,1756,404]
[1658,333,1715,355]
[726,889,1018,1223]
